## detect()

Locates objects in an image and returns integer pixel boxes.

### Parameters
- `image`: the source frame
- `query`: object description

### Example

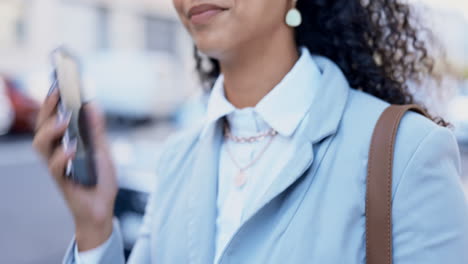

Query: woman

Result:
[33,0,468,263]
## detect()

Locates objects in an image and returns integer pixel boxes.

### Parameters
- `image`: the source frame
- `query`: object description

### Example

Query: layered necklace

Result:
[223,121,278,188]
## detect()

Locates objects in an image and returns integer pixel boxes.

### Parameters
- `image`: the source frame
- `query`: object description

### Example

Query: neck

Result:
[219,28,299,109]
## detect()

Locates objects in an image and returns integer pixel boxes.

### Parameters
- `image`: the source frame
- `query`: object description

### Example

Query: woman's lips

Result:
[188,4,227,25]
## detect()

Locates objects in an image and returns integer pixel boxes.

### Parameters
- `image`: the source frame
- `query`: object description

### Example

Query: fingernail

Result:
[47,79,58,97]
[56,110,72,127]
[65,159,73,177]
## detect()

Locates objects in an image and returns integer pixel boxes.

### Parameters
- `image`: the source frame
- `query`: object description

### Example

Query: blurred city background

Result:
[0,0,467,263]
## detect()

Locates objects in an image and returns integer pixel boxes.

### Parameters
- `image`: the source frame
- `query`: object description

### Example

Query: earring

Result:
[286,0,302,27]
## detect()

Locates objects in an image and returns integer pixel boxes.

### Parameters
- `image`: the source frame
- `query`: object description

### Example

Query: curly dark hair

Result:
[194,0,447,125]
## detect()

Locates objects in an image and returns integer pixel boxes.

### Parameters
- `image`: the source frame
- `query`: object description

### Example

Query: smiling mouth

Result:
[188,4,228,25]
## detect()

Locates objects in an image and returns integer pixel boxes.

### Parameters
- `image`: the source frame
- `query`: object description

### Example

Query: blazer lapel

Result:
[242,55,351,225]
[186,121,223,264]
[242,138,314,222]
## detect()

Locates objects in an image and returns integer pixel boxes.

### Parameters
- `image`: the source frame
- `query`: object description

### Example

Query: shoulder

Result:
[338,91,468,259]
[341,89,459,192]
[144,124,205,222]
[152,123,205,194]
[341,89,439,143]
[343,89,437,133]
[156,124,203,176]
[347,87,456,150]
[343,88,443,142]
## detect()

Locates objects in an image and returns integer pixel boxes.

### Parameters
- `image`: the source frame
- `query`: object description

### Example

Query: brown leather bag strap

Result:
[366,104,427,264]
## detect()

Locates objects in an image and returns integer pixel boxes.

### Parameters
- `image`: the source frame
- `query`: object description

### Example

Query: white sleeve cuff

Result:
[73,227,115,264]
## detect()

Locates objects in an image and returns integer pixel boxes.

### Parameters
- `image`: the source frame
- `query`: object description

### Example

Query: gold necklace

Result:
[224,125,278,188]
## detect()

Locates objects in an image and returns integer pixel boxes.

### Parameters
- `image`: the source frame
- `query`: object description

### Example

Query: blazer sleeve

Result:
[392,126,468,263]
[62,219,125,264]
[62,191,155,264]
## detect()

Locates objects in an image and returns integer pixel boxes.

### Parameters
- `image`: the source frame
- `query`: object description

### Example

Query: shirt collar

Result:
[201,47,321,138]
[204,74,235,130]
[255,47,320,137]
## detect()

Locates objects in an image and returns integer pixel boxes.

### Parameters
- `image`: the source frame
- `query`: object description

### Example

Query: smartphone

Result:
[51,47,97,186]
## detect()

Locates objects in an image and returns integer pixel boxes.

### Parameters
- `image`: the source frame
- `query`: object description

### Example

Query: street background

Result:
[1,0,467,263]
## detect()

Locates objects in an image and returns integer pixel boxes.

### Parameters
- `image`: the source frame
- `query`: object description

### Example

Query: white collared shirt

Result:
[206,47,320,263]
[74,47,321,264]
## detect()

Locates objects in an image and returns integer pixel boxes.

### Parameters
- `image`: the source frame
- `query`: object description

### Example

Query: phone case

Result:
[52,48,97,186]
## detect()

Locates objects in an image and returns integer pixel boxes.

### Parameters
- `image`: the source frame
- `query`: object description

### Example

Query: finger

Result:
[32,112,71,159]
[36,80,60,132]
[48,142,77,185]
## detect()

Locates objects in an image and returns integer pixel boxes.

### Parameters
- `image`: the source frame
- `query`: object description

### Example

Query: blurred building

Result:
[0,0,193,73]
[0,0,199,119]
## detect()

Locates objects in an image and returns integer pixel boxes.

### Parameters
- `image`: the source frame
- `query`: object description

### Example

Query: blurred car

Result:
[0,75,39,135]
[0,77,14,135]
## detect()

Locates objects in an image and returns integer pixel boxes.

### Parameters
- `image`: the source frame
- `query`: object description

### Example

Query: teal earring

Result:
[286,1,302,27]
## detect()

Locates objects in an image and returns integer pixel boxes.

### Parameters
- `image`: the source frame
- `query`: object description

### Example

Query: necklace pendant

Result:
[235,171,247,188]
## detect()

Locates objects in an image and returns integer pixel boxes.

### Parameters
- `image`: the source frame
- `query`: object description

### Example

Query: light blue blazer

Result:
[64,56,468,264]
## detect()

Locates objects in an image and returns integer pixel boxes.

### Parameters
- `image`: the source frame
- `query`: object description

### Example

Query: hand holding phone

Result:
[33,47,118,251]
[52,48,97,186]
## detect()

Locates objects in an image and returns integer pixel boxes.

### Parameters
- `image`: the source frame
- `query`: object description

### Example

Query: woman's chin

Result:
[193,33,234,59]
[195,42,226,59]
